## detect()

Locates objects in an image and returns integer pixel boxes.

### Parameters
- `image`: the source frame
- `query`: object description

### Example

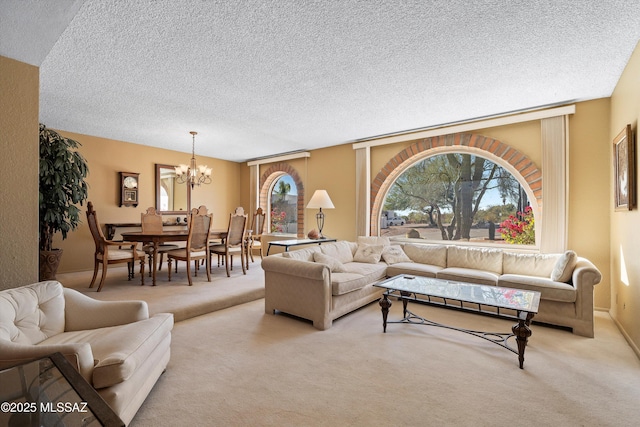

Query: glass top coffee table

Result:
[374,275,541,369]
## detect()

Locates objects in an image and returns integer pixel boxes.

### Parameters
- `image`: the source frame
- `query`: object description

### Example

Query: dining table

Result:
[121,229,227,286]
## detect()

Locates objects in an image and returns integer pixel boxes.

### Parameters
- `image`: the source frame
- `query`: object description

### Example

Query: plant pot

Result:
[39,249,63,281]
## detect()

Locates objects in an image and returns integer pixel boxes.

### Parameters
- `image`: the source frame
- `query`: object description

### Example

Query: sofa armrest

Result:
[63,288,149,331]
[572,257,602,288]
[572,257,602,323]
[261,255,330,280]
[0,339,95,383]
[262,256,334,329]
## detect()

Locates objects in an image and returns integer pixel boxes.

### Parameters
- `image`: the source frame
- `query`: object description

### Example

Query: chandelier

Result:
[175,131,212,189]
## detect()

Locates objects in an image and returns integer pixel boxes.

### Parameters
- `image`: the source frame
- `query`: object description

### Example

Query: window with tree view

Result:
[382,153,534,245]
[270,175,298,234]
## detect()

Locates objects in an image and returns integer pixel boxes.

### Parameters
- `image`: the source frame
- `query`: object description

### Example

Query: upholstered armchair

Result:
[0,281,173,425]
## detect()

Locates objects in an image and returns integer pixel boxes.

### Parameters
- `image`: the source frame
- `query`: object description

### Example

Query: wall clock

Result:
[120,172,139,207]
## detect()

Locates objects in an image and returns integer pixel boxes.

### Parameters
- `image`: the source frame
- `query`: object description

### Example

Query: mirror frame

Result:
[155,163,191,215]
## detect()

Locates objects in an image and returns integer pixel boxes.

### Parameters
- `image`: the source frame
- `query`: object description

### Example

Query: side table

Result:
[266,238,337,255]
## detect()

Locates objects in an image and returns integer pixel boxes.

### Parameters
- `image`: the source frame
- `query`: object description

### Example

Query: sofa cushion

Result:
[98,249,146,261]
[353,244,385,264]
[321,241,354,263]
[281,246,321,262]
[331,262,387,295]
[41,313,174,389]
[0,281,65,345]
[357,236,391,246]
[436,268,500,286]
[342,261,387,276]
[386,262,442,278]
[503,252,560,277]
[313,252,347,273]
[381,245,412,264]
[447,246,503,274]
[551,250,578,283]
[403,244,447,268]
[499,274,577,303]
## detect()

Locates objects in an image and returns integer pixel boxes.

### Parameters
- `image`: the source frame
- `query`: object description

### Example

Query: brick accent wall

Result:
[259,163,305,237]
[370,133,542,236]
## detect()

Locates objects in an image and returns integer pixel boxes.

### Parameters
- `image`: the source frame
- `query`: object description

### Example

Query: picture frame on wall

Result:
[613,124,635,211]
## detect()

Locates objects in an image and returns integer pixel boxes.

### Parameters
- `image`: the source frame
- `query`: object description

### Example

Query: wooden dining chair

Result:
[210,207,248,277]
[141,207,179,276]
[167,206,212,286]
[86,202,145,291]
[247,207,266,264]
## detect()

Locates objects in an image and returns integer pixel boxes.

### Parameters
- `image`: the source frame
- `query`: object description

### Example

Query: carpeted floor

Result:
[58,261,265,322]
[58,264,640,427]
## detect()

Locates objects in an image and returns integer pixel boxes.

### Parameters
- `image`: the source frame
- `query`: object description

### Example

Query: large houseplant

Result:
[39,124,89,280]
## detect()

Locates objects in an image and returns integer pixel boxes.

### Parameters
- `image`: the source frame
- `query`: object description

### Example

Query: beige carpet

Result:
[57,265,640,426]
[133,302,637,426]
[58,261,265,322]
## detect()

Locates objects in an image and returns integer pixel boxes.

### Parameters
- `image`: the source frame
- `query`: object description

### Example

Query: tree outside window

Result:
[270,175,298,234]
[383,153,534,244]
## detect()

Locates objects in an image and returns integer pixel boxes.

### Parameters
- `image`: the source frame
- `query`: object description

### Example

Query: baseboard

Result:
[609,312,640,360]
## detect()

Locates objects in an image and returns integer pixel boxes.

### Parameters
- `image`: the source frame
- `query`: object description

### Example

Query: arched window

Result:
[270,175,298,234]
[382,152,534,245]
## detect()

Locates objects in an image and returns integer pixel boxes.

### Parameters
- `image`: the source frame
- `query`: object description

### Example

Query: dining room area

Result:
[86,181,266,291]
[61,155,266,320]
[41,162,265,338]
[44,124,268,291]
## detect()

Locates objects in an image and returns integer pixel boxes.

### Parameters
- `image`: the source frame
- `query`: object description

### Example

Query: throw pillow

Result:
[313,252,347,273]
[320,241,354,263]
[402,243,447,268]
[551,250,578,283]
[381,245,412,264]
[353,244,385,264]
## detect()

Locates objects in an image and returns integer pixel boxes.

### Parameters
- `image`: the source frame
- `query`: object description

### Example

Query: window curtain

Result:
[540,115,568,252]
[355,147,370,237]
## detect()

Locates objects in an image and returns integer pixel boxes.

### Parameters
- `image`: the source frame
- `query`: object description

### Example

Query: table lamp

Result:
[306,190,335,238]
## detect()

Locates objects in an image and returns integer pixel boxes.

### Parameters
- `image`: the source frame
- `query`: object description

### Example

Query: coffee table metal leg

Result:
[512,312,534,369]
[400,290,411,318]
[379,294,392,333]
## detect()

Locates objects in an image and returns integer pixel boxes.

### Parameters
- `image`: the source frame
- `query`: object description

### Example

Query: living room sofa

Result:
[0,281,174,425]
[261,237,602,337]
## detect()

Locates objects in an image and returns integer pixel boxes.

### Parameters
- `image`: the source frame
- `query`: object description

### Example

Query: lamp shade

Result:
[306,190,335,209]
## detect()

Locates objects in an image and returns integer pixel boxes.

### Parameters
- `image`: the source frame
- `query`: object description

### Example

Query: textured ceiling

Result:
[2,1,640,162]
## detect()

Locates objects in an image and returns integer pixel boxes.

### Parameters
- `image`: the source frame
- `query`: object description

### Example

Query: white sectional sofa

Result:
[0,281,174,425]
[261,237,602,337]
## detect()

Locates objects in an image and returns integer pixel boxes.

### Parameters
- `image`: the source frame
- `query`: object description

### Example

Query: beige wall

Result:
[0,56,39,289]
[609,41,640,353]
[567,99,612,310]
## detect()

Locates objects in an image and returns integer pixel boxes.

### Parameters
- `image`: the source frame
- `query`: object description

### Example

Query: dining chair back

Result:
[86,201,145,291]
[210,207,248,277]
[167,205,212,286]
[141,207,179,275]
[141,207,163,233]
[247,207,266,263]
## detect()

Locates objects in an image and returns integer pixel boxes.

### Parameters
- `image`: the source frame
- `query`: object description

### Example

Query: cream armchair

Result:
[0,281,173,425]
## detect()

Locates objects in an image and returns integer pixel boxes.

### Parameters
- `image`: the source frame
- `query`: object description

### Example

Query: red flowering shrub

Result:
[498,206,535,244]
[270,208,287,233]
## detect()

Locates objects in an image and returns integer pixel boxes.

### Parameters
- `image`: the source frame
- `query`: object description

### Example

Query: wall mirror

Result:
[155,164,190,215]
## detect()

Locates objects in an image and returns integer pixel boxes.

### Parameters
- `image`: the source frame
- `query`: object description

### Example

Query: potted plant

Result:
[39,124,89,280]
